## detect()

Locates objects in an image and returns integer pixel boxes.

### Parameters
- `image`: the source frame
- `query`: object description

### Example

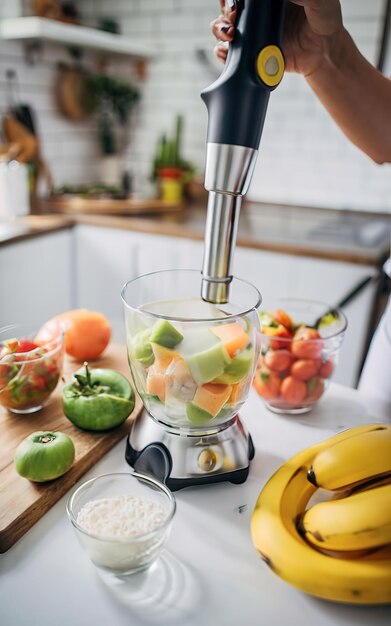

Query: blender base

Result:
[125,410,255,491]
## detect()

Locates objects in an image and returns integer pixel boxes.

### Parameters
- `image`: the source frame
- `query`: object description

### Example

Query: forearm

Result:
[306,28,391,164]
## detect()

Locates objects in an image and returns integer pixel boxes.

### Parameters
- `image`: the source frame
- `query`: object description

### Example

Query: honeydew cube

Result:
[186,402,215,424]
[213,345,255,384]
[149,319,183,349]
[186,341,231,384]
[132,328,155,366]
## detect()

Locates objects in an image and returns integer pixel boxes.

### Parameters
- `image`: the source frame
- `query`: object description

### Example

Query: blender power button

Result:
[198,448,218,472]
[256,45,285,88]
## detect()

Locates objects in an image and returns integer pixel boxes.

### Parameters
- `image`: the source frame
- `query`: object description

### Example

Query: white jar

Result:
[0,160,30,220]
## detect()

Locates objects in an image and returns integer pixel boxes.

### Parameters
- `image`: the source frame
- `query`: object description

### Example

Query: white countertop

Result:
[1,384,390,626]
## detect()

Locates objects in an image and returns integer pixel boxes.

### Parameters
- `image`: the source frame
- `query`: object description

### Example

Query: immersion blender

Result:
[201,0,286,304]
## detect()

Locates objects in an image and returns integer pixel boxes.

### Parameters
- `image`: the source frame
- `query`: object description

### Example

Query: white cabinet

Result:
[74,225,379,388]
[0,229,74,331]
[74,225,204,342]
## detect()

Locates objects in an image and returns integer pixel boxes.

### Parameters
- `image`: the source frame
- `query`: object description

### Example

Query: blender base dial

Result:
[125,409,255,491]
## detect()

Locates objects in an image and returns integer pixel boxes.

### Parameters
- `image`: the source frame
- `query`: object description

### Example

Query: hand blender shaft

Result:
[201,0,286,303]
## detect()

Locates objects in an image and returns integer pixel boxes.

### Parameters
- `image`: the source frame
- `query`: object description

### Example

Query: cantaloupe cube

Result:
[151,343,181,373]
[146,367,166,402]
[209,322,249,357]
[193,382,232,417]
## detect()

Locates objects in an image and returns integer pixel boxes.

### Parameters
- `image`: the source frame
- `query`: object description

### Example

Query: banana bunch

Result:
[251,423,391,605]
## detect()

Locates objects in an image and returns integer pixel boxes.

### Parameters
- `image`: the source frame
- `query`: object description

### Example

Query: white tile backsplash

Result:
[0,0,390,211]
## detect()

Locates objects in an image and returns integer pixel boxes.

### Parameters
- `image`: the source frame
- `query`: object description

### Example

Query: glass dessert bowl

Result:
[122,269,261,431]
[0,322,64,414]
[254,298,347,414]
[67,472,176,576]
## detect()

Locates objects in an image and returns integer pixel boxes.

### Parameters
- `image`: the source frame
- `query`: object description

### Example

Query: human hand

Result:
[211,0,344,77]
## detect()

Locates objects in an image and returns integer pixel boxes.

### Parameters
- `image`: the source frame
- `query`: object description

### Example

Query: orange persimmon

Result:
[36,309,111,361]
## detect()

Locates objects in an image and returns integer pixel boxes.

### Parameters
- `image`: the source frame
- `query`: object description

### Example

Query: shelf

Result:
[0,17,153,59]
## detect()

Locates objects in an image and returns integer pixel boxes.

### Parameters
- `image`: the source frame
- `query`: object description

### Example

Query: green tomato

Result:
[14,431,75,482]
[62,363,135,431]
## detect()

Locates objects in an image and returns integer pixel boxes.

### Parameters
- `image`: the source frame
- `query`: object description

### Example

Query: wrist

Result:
[306,27,356,81]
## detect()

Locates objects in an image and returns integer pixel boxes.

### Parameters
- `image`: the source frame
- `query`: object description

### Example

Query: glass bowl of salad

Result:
[122,269,261,431]
[0,322,64,414]
[254,298,347,414]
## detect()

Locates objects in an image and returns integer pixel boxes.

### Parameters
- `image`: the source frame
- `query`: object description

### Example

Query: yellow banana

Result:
[299,483,391,552]
[251,427,391,605]
[308,423,391,490]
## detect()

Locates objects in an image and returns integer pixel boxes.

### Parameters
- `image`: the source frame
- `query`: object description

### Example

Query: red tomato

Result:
[280,376,307,404]
[253,368,281,400]
[17,339,39,353]
[291,326,323,359]
[306,377,325,402]
[273,309,293,331]
[262,325,293,351]
[319,359,334,379]
[264,349,293,373]
[291,359,320,381]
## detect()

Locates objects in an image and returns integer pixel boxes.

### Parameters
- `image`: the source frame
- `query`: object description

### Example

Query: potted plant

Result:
[152,115,195,204]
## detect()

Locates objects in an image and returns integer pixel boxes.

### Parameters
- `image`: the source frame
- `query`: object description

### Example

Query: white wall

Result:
[80,0,391,213]
[1,0,390,211]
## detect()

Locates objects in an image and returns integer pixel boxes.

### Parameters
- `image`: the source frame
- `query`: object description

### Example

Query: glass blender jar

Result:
[122,269,261,490]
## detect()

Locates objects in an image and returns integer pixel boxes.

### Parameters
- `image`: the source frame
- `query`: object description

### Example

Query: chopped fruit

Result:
[149,320,183,349]
[262,325,292,350]
[212,346,254,384]
[306,377,325,402]
[16,339,39,353]
[253,369,281,400]
[291,359,320,381]
[186,402,214,424]
[291,326,323,360]
[186,340,231,385]
[264,349,293,373]
[192,382,232,417]
[151,343,181,372]
[319,359,334,379]
[280,376,307,404]
[146,367,166,402]
[210,322,249,357]
[228,380,247,405]
[133,328,154,366]
[273,309,294,331]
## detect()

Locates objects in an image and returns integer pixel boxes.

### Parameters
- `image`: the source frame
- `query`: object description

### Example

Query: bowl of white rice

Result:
[66,472,176,575]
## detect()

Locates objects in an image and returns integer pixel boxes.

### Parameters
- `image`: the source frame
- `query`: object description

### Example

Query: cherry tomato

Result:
[291,359,320,381]
[319,359,334,379]
[291,326,323,359]
[262,325,292,351]
[16,339,39,353]
[306,377,325,402]
[264,349,293,373]
[280,376,307,404]
[273,309,293,331]
[253,368,281,400]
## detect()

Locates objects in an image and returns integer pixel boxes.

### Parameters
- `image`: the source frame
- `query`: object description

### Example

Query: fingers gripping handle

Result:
[202,0,286,149]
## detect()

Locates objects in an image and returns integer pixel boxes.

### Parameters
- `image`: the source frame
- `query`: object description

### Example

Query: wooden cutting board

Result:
[0,345,143,553]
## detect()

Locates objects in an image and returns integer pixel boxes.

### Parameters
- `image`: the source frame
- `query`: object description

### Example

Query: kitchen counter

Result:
[1,384,390,626]
[1,202,390,265]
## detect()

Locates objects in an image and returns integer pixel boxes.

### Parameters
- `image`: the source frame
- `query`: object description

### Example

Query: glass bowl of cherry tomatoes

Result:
[0,322,64,414]
[253,299,347,414]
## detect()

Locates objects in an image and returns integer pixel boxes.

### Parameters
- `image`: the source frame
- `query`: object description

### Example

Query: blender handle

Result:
[201,0,286,149]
